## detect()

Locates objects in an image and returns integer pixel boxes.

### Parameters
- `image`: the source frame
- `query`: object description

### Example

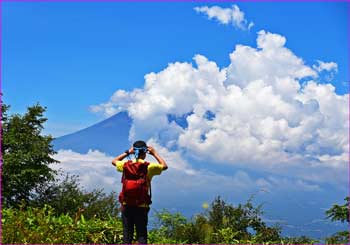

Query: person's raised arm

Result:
[147,146,168,170]
[111,147,134,166]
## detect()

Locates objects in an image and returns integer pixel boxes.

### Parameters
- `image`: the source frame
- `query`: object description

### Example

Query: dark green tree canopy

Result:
[324,197,349,244]
[31,173,120,220]
[2,103,58,207]
[326,196,349,223]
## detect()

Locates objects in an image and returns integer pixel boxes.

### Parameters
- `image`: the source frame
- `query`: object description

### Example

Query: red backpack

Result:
[119,160,152,206]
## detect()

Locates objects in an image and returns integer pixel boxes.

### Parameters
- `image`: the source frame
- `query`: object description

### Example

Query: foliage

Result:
[30,173,120,220]
[149,209,190,244]
[325,196,349,223]
[149,196,317,244]
[2,204,123,244]
[2,102,120,219]
[2,196,332,244]
[206,196,282,243]
[325,231,349,244]
[324,196,350,244]
[282,235,320,244]
[2,104,58,207]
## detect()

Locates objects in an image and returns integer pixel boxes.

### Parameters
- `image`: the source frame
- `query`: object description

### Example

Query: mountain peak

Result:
[53,111,132,155]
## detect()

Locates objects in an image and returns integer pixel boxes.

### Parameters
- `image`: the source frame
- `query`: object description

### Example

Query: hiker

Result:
[111,140,168,244]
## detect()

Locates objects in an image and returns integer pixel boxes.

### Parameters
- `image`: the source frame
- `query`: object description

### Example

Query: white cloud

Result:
[313,60,338,73]
[89,89,137,117]
[227,30,317,88]
[194,5,254,31]
[145,139,322,194]
[52,145,321,208]
[312,60,338,82]
[145,138,197,175]
[53,149,118,191]
[267,176,321,192]
[52,147,262,200]
[91,30,349,187]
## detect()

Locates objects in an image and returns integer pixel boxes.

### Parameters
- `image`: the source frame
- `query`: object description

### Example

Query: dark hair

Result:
[133,140,147,159]
[133,140,147,149]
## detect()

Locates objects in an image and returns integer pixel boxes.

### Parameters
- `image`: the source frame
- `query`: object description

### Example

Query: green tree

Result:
[326,196,349,223]
[151,209,188,243]
[150,196,288,244]
[30,173,120,220]
[2,104,58,207]
[207,196,281,243]
[325,197,349,244]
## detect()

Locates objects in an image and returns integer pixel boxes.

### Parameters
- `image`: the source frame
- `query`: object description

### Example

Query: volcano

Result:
[53,111,132,155]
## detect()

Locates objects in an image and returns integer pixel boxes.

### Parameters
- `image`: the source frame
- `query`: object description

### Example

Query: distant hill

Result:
[53,112,132,155]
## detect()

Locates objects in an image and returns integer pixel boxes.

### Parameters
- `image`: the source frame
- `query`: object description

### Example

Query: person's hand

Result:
[128,146,134,154]
[147,146,156,156]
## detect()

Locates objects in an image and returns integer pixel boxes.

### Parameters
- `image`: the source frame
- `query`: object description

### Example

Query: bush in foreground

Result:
[2,197,348,244]
[2,204,123,244]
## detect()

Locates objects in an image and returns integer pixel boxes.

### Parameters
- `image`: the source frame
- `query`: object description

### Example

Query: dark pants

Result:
[121,205,149,244]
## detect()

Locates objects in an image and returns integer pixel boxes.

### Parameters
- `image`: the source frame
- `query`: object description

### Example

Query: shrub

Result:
[2,205,123,244]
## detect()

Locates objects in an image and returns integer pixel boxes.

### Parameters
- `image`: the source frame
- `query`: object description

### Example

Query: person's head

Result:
[133,140,148,160]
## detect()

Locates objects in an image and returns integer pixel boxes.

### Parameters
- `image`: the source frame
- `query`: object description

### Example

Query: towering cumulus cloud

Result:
[91,30,348,186]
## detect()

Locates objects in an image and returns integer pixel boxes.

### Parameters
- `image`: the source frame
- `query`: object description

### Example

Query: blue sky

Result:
[2,1,348,137]
[2,2,349,239]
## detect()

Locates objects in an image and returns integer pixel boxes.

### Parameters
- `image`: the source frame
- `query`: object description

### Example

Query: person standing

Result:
[112,140,168,244]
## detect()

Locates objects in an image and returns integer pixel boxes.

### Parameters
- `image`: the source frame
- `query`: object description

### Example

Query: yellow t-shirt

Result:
[116,159,164,207]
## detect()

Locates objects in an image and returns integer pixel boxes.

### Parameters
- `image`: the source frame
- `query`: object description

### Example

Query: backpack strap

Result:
[149,180,152,199]
[137,161,151,204]
[144,161,152,201]
[120,160,133,199]
[121,160,131,183]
